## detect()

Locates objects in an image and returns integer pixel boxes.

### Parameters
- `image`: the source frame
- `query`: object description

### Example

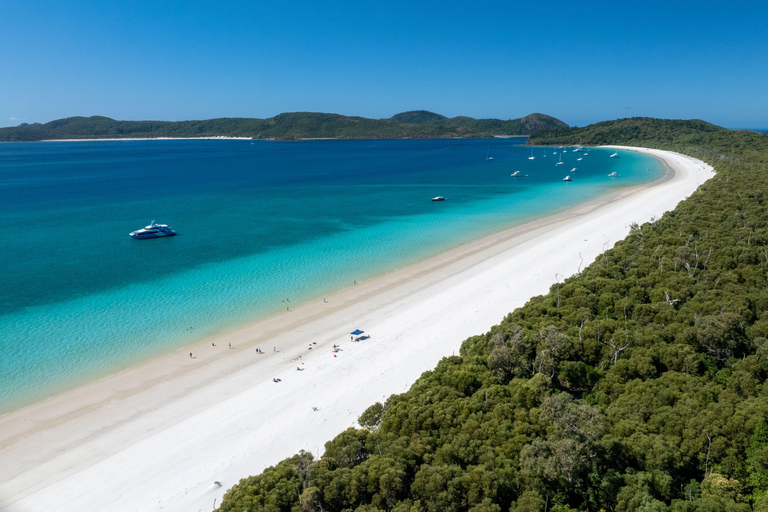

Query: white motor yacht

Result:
[130,221,176,239]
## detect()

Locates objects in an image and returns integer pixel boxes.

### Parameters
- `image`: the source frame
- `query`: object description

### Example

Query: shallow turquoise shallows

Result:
[0,139,663,412]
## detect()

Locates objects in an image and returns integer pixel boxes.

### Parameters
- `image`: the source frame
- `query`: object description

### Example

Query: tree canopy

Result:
[218,118,768,512]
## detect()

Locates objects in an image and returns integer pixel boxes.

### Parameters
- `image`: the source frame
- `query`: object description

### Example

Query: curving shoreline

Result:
[0,147,714,512]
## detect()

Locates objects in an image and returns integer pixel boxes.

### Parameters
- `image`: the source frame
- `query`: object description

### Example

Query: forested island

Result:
[0,111,566,142]
[217,119,768,512]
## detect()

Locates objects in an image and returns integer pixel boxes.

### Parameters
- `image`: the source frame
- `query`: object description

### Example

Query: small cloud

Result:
[9,117,17,120]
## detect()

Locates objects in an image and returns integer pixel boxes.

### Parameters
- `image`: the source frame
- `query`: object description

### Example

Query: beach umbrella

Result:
[350,329,364,335]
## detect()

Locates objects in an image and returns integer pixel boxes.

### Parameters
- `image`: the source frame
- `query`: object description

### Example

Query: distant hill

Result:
[0,111,568,142]
[388,110,448,124]
[528,117,729,147]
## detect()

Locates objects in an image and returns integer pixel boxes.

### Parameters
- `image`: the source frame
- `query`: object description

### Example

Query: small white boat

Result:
[577,155,583,161]
[528,147,535,160]
[555,153,564,166]
[571,167,577,172]
[608,172,619,177]
[511,171,521,177]
[486,148,494,160]
[432,196,446,201]
[610,152,619,158]
[563,176,572,181]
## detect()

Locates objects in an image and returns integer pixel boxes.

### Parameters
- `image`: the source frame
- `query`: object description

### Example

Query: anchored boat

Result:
[129,221,176,239]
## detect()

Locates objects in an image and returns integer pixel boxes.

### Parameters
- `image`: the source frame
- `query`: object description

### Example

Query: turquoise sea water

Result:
[0,139,664,413]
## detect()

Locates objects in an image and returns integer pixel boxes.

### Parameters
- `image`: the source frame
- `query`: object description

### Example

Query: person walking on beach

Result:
[189,352,192,358]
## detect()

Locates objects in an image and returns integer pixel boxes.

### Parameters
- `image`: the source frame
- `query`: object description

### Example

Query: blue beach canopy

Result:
[350,329,364,335]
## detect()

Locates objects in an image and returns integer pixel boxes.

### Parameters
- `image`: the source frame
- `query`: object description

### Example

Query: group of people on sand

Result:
[203,330,363,385]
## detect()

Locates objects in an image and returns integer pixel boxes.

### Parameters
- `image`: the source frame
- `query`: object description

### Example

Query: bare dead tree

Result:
[694,244,701,272]
[579,318,587,352]
[603,337,628,364]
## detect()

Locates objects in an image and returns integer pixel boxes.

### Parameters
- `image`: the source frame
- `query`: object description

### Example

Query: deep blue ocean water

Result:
[0,138,664,412]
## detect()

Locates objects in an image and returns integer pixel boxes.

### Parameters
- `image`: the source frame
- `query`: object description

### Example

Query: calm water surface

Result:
[0,138,663,412]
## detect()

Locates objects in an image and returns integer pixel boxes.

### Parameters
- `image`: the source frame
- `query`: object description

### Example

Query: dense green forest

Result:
[218,118,768,512]
[0,111,566,141]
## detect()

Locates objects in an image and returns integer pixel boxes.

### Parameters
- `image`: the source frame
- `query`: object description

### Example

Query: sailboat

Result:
[610,152,619,158]
[486,148,494,160]
[528,148,535,160]
[563,175,572,181]
[555,152,564,166]
[511,170,521,177]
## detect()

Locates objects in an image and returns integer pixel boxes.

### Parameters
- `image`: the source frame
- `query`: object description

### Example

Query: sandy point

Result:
[0,147,714,512]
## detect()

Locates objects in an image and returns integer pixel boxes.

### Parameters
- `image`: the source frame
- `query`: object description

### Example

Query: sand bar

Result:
[40,136,254,142]
[0,147,714,512]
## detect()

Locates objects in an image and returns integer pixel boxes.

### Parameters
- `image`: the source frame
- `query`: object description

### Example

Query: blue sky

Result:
[1,1,766,128]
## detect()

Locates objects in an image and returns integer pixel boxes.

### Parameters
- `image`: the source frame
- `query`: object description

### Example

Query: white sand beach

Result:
[0,147,714,512]
[42,136,254,142]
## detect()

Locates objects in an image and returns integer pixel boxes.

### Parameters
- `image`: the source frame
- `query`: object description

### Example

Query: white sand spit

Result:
[0,147,714,512]
[42,136,254,141]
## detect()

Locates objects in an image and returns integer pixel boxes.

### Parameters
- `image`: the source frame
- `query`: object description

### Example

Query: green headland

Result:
[0,111,567,142]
